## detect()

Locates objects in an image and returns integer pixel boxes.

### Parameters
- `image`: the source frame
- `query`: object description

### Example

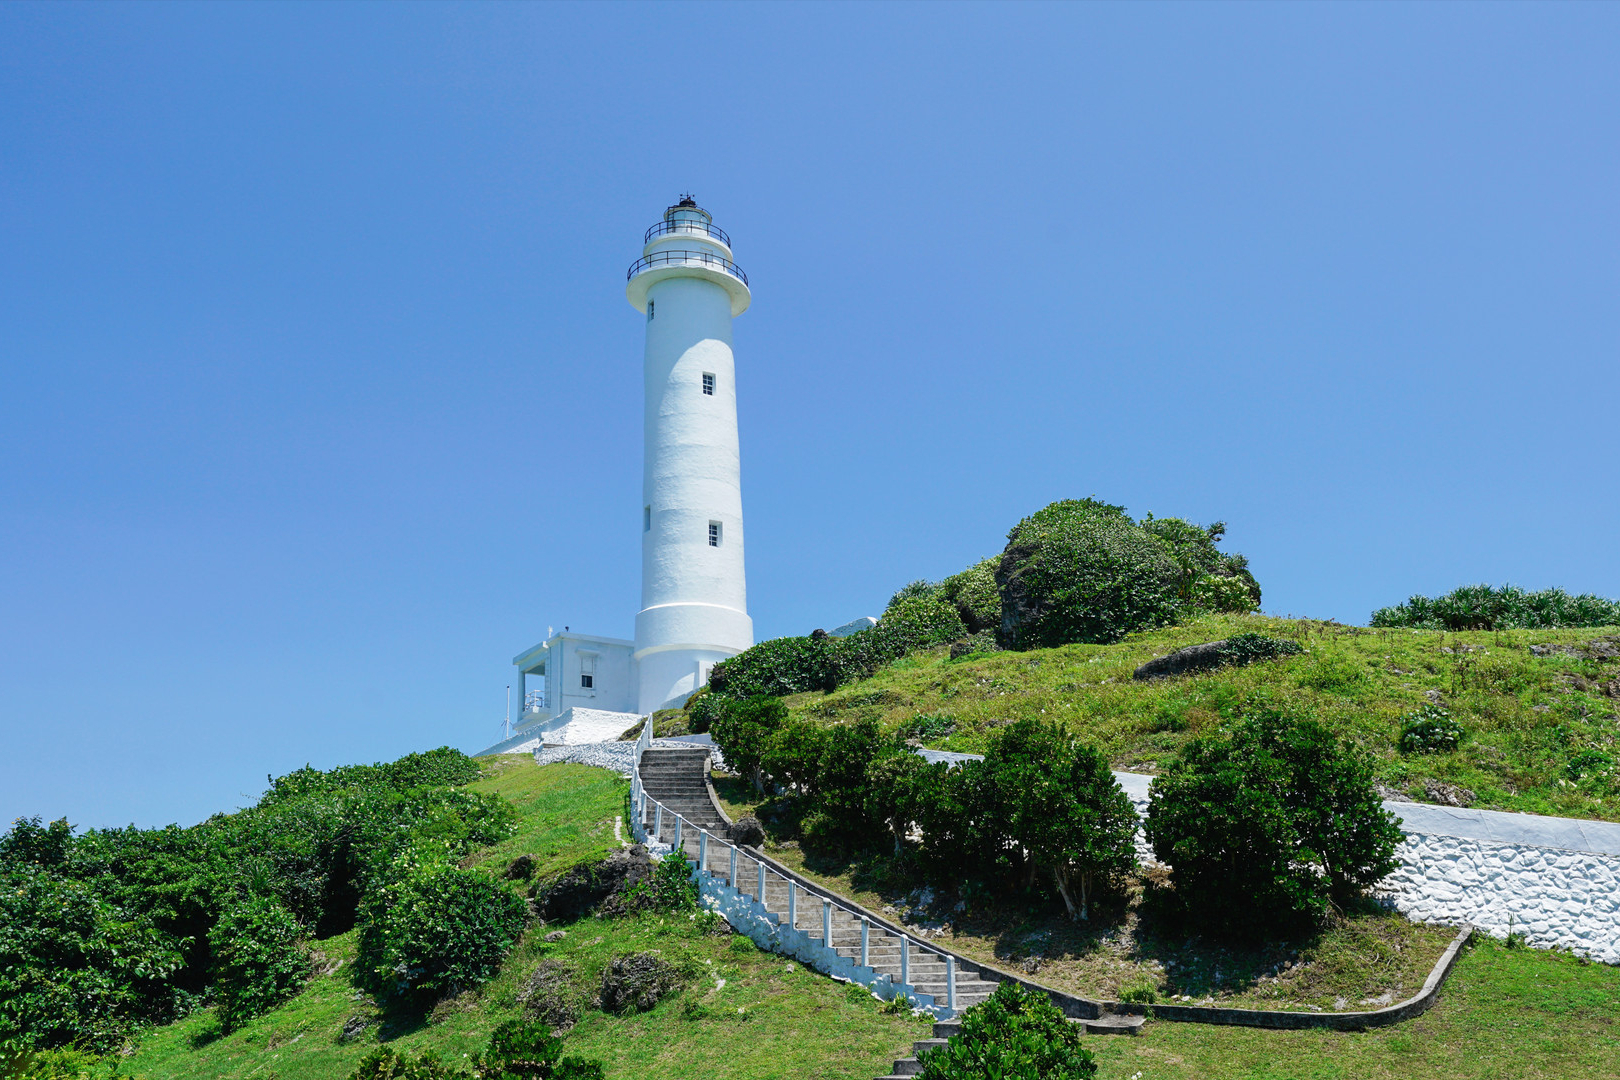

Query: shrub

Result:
[1398,705,1465,754]
[828,596,967,685]
[210,894,309,1031]
[357,863,529,1002]
[707,636,832,698]
[472,1019,605,1079]
[939,558,1003,633]
[887,580,942,611]
[709,696,788,792]
[682,689,726,733]
[996,500,1184,649]
[760,718,827,795]
[1144,709,1403,938]
[350,1046,471,1079]
[988,720,1138,921]
[1191,573,1260,613]
[917,981,1097,1080]
[1371,583,1620,631]
[1217,633,1303,666]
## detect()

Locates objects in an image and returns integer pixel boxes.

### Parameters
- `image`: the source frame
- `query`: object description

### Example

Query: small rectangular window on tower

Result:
[708,521,722,547]
[644,505,651,532]
[701,372,715,396]
[647,299,654,321]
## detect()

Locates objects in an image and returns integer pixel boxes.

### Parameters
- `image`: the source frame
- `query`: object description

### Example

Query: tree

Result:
[995,500,1184,648]
[989,720,1138,920]
[709,696,788,793]
[1143,709,1402,937]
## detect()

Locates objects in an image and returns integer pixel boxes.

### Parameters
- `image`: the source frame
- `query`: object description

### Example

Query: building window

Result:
[579,652,598,692]
[701,372,715,396]
[708,521,721,547]
[647,300,654,321]
[644,505,651,532]
[580,673,593,689]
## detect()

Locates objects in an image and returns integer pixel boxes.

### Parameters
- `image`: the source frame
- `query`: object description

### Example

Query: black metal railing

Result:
[645,219,731,246]
[627,249,749,287]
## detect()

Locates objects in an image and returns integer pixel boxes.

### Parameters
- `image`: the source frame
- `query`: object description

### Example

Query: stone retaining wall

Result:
[1382,833,1620,964]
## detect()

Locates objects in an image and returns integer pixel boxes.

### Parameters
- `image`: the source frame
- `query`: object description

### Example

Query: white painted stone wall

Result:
[1381,833,1620,964]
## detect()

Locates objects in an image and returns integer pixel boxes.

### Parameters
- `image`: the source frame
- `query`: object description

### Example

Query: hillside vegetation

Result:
[772,612,1620,822]
[116,757,929,1080]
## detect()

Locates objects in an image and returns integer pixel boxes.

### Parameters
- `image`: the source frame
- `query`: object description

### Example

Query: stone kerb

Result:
[1103,924,1475,1031]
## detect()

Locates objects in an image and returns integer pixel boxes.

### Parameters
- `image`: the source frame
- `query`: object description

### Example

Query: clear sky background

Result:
[3,2,1616,831]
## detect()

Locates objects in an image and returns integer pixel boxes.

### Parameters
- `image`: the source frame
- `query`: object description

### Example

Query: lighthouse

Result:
[485,198,754,754]
[626,197,754,713]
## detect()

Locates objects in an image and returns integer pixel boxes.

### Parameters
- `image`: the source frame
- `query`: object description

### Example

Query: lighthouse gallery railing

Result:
[626,249,749,287]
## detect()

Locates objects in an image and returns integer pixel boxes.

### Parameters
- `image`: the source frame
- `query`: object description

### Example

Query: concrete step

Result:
[1083,1013,1145,1035]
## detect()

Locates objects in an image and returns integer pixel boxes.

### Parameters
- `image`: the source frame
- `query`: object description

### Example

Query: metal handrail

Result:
[645,219,731,247]
[627,249,749,287]
[630,717,957,1009]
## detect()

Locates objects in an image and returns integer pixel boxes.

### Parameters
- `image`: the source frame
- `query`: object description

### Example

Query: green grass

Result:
[778,613,1620,821]
[1088,938,1620,1079]
[121,758,927,1080]
[116,757,1620,1080]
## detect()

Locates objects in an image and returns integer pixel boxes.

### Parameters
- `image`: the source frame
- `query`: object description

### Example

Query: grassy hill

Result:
[775,612,1620,822]
[112,755,1620,1080]
[121,758,930,1080]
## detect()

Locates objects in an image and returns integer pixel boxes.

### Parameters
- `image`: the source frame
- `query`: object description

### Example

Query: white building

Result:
[480,198,754,754]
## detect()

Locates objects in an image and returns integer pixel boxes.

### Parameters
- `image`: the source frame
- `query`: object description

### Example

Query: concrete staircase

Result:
[637,744,997,1013]
[635,741,1144,1080]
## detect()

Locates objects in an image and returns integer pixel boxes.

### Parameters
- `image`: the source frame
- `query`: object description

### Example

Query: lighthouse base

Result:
[635,646,740,715]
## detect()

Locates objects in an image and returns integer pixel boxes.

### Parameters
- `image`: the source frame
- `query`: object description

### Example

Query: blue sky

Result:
[3,2,1616,831]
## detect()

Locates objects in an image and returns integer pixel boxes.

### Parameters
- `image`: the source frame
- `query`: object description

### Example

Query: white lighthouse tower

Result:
[626,197,754,713]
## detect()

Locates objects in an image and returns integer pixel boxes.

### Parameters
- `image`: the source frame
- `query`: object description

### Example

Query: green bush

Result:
[347,1020,605,1080]
[939,558,1003,633]
[709,696,788,793]
[356,863,529,1002]
[707,636,833,698]
[350,1046,471,1079]
[0,748,513,1053]
[1191,573,1260,613]
[917,981,1096,1079]
[887,580,942,611]
[988,720,1138,921]
[710,595,966,707]
[1398,705,1465,754]
[996,500,1185,649]
[1371,583,1620,631]
[827,596,966,685]
[209,894,309,1031]
[472,1019,605,1079]
[1217,633,1303,666]
[760,718,828,796]
[1144,709,1403,938]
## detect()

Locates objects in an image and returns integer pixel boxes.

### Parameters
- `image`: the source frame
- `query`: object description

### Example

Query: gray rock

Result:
[727,816,765,848]
[599,952,683,1014]
[505,853,538,880]
[1133,640,1231,680]
[1423,780,1475,807]
[533,846,653,921]
[519,959,580,1034]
